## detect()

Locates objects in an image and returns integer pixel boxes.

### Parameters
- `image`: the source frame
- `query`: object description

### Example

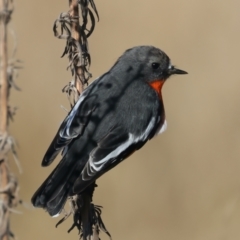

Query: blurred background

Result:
[7,0,240,239]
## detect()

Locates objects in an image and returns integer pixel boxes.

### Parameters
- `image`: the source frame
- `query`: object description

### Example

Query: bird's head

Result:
[118,46,187,84]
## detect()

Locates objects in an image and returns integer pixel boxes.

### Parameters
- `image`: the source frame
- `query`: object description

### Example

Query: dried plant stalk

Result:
[0,0,20,239]
[52,1,110,240]
[0,0,10,238]
[69,0,84,94]
[0,0,8,134]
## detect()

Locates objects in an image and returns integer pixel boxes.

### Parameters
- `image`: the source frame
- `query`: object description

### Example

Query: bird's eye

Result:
[152,62,160,69]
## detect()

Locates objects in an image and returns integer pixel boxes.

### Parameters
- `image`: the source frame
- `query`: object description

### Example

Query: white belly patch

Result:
[156,119,167,136]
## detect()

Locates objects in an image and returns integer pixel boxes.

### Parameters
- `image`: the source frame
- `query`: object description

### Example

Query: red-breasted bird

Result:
[31,46,187,216]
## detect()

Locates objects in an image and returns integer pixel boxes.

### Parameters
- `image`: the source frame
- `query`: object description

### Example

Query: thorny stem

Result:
[69,1,98,240]
[0,0,9,238]
[69,0,83,94]
[0,1,19,239]
[0,0,8,133]
[53,1,108,239]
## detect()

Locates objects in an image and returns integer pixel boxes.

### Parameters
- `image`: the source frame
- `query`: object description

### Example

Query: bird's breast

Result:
[147,79,167,136]
[148,79,165,99]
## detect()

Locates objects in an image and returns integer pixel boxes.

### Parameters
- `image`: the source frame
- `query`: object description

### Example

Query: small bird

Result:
[31,46,187,217]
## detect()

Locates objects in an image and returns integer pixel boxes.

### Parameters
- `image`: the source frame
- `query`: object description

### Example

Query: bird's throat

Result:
[149,80,164,99]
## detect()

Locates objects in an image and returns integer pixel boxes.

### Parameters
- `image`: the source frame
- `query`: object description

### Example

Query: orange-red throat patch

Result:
[149,79,164,98]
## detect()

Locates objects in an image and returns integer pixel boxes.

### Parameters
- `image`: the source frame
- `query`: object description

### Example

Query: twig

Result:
[53,1,110,239]
[0,0,10,238]
[69,0,83,94]
[0,0,8,135]
[0,0,20,239]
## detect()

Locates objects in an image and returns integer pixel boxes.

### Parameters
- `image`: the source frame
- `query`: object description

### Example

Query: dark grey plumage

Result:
[31,46,187,216]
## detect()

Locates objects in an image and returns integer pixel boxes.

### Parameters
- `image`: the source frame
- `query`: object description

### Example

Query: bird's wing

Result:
[42,89,97,167]
[72,116,156,194]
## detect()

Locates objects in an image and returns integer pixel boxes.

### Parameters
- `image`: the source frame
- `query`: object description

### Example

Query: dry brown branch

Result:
[0,0,10,238]
[69,2,93,238]
[69,0,83,94]
[0,0,8,134]
[0,0,20,239]
[52,1,110,240]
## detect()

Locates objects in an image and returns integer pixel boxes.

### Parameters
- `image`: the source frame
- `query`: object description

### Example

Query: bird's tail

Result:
[31,156,112,240]
[31,155,86,217]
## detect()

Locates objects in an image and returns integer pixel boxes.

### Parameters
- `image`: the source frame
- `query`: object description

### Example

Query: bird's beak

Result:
[169,67,188,75]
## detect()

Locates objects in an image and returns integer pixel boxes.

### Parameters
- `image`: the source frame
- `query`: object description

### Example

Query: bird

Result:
[31,45,187,217]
